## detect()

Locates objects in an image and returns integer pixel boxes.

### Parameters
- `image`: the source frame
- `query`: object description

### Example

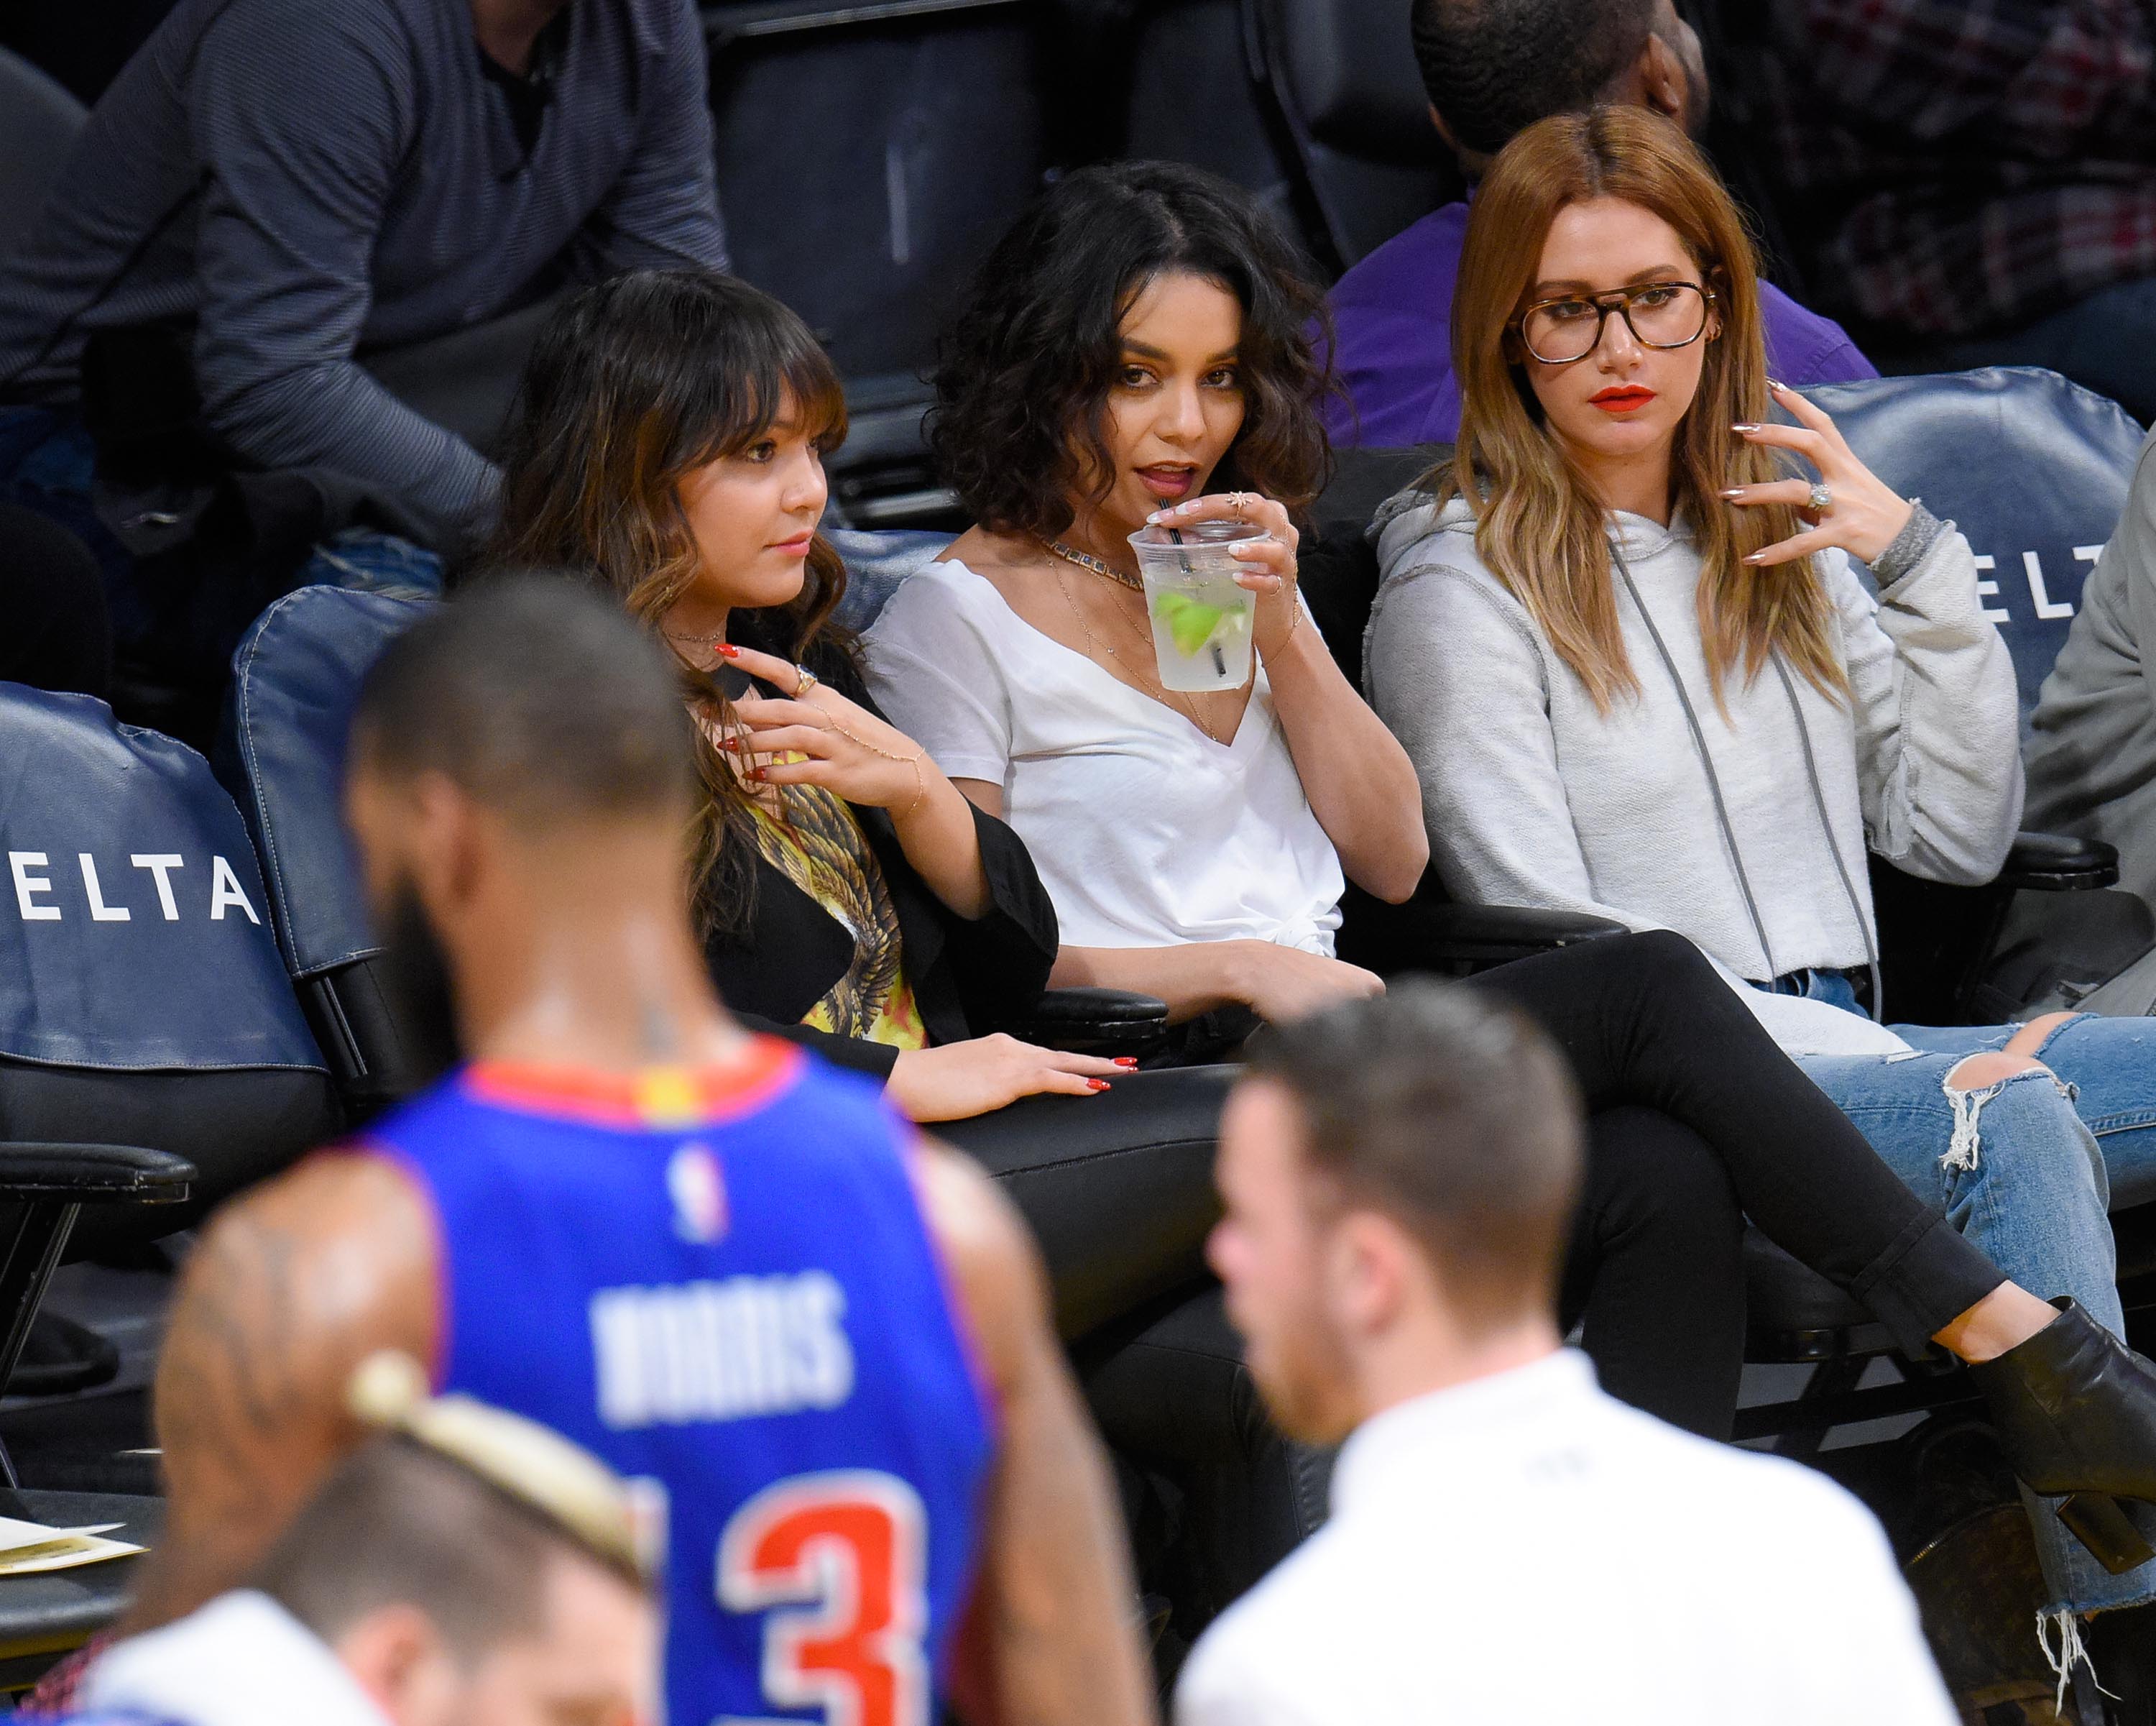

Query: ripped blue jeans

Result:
[1802,1011,2156,1619]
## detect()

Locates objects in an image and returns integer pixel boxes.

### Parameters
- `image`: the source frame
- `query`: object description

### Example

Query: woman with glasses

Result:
[1365,104,2156,1654]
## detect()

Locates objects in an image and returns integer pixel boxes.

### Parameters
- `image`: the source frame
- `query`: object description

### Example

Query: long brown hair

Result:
[1441,107,1845,712]
[483,270,852,936]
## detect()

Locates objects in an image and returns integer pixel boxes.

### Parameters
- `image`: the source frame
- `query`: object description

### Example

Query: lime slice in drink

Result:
[1153,591,1227,656]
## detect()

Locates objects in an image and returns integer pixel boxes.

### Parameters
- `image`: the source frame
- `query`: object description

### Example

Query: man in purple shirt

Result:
[1324,0,1875,449]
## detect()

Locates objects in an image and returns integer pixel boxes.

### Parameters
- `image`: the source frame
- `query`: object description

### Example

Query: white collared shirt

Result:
[81,1589,390,1726]
[1174,1351,1954,1726]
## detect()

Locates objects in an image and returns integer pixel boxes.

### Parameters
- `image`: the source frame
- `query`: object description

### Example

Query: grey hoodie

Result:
[1365,490,2023,1056]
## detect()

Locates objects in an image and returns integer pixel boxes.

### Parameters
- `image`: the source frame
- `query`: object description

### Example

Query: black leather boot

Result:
[1967,1299,2156,1575]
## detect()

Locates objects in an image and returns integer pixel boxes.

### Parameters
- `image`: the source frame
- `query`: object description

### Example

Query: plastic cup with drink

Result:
[1125,518,1269,693]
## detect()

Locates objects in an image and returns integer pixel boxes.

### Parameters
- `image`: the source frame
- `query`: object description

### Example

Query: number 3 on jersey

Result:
[718,1470,931,1726]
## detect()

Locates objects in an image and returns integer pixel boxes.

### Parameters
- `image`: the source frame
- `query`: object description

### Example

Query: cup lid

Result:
[1128,518,1271,549]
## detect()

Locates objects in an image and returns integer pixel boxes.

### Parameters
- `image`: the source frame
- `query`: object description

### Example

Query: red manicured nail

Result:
[750,766,767,781]
[719,643,740,658]
[1114,1057,1138,1067]
[1087,1078,1111,1091]
[720,737,739,750]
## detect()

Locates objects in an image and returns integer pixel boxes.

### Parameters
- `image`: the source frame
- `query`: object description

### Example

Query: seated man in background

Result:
[1322,0,1874,447]
[1738,0,2156,426]
[106,578,1153,1726]
[76,1357,654,1726]
[1174,983,1955,1726]
[0,0,725,687]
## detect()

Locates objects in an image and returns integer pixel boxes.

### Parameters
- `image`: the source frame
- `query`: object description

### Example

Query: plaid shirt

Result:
[1747,0,2156,335]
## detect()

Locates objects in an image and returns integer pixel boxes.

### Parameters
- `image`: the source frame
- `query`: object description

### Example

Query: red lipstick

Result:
[1588,385,1657,414]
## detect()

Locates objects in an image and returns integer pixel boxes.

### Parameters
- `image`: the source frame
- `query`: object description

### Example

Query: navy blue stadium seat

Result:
[0,684,322,1247]
[1804,366,2145,725]
[825,527,946,630]
[224,585,436,1120]
[0,680,331,1482]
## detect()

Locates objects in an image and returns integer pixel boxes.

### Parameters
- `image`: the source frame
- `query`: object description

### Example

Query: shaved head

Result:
[1412,0,1659,157]
[351,574,695,831]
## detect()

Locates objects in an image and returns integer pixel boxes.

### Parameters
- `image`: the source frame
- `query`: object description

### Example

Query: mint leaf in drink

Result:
[1153,592,1226,656]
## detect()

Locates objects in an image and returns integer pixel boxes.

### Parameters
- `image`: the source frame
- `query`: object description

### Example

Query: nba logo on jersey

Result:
[666,1142,727,1244]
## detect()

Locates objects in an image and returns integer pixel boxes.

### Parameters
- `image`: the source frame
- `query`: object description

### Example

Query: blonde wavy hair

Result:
[1437,106,1845,713]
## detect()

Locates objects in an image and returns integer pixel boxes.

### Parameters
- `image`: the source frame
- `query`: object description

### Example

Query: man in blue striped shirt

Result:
[0,0,727,560]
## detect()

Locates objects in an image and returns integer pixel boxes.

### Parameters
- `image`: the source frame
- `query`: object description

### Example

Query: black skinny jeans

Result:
[952,929,2006,1441]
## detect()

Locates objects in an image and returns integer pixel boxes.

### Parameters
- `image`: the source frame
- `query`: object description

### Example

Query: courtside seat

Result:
[0,680,305,1612]
[1805,366,2145,723]
[224,586,443,1119]
[826,528,946,630]
[1243,0,1460,271]
[0,684,321,1258]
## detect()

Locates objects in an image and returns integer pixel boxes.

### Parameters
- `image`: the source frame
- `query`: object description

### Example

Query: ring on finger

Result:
[1807,481,1833,513]
[793,666,820,697]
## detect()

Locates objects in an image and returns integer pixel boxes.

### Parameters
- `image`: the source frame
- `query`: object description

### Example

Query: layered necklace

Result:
[1038,536,1225,743]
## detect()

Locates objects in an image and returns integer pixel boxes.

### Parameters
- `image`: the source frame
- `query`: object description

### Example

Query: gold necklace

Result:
[1040,536,1143,591]
[1047,562,1221,743]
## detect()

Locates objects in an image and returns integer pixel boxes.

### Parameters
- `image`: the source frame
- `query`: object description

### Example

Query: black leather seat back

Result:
[1805,367,2143,722]
[0,684,333,1235]
[705,2,1059,395]
[225,584,445,1119]
[1248,0,1460,267]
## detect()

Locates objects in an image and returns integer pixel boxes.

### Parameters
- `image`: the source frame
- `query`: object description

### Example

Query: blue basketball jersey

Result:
[364,1039,997,1726]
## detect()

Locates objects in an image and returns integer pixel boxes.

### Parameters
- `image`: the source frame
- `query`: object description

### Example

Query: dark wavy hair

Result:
[482,269,851,937]
[929,162,1335,538]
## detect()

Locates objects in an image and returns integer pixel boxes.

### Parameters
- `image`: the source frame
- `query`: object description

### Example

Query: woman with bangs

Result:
[862,161,2156,1527]
[1365,106,2156,1650]
[484,270,1142,1133]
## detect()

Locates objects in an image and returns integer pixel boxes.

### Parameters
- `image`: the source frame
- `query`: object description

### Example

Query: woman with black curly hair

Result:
[862,160,2156,1479]
[870,162,1427,1031]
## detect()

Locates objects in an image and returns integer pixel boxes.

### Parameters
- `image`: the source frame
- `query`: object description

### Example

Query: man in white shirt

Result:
[1175,982,1956,1726]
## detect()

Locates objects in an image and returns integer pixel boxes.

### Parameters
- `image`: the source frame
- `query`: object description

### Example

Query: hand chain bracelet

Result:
[826,718,929,822]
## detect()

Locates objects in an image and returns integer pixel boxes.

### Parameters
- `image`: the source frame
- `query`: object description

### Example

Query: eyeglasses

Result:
[1515,281,1715,366]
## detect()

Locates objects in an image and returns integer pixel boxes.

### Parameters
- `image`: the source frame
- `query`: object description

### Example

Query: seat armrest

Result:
[1340,894,1629,973]
[1999,831,2119,894]
[0,1144,195,1203]
[996,988,1172,1057]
